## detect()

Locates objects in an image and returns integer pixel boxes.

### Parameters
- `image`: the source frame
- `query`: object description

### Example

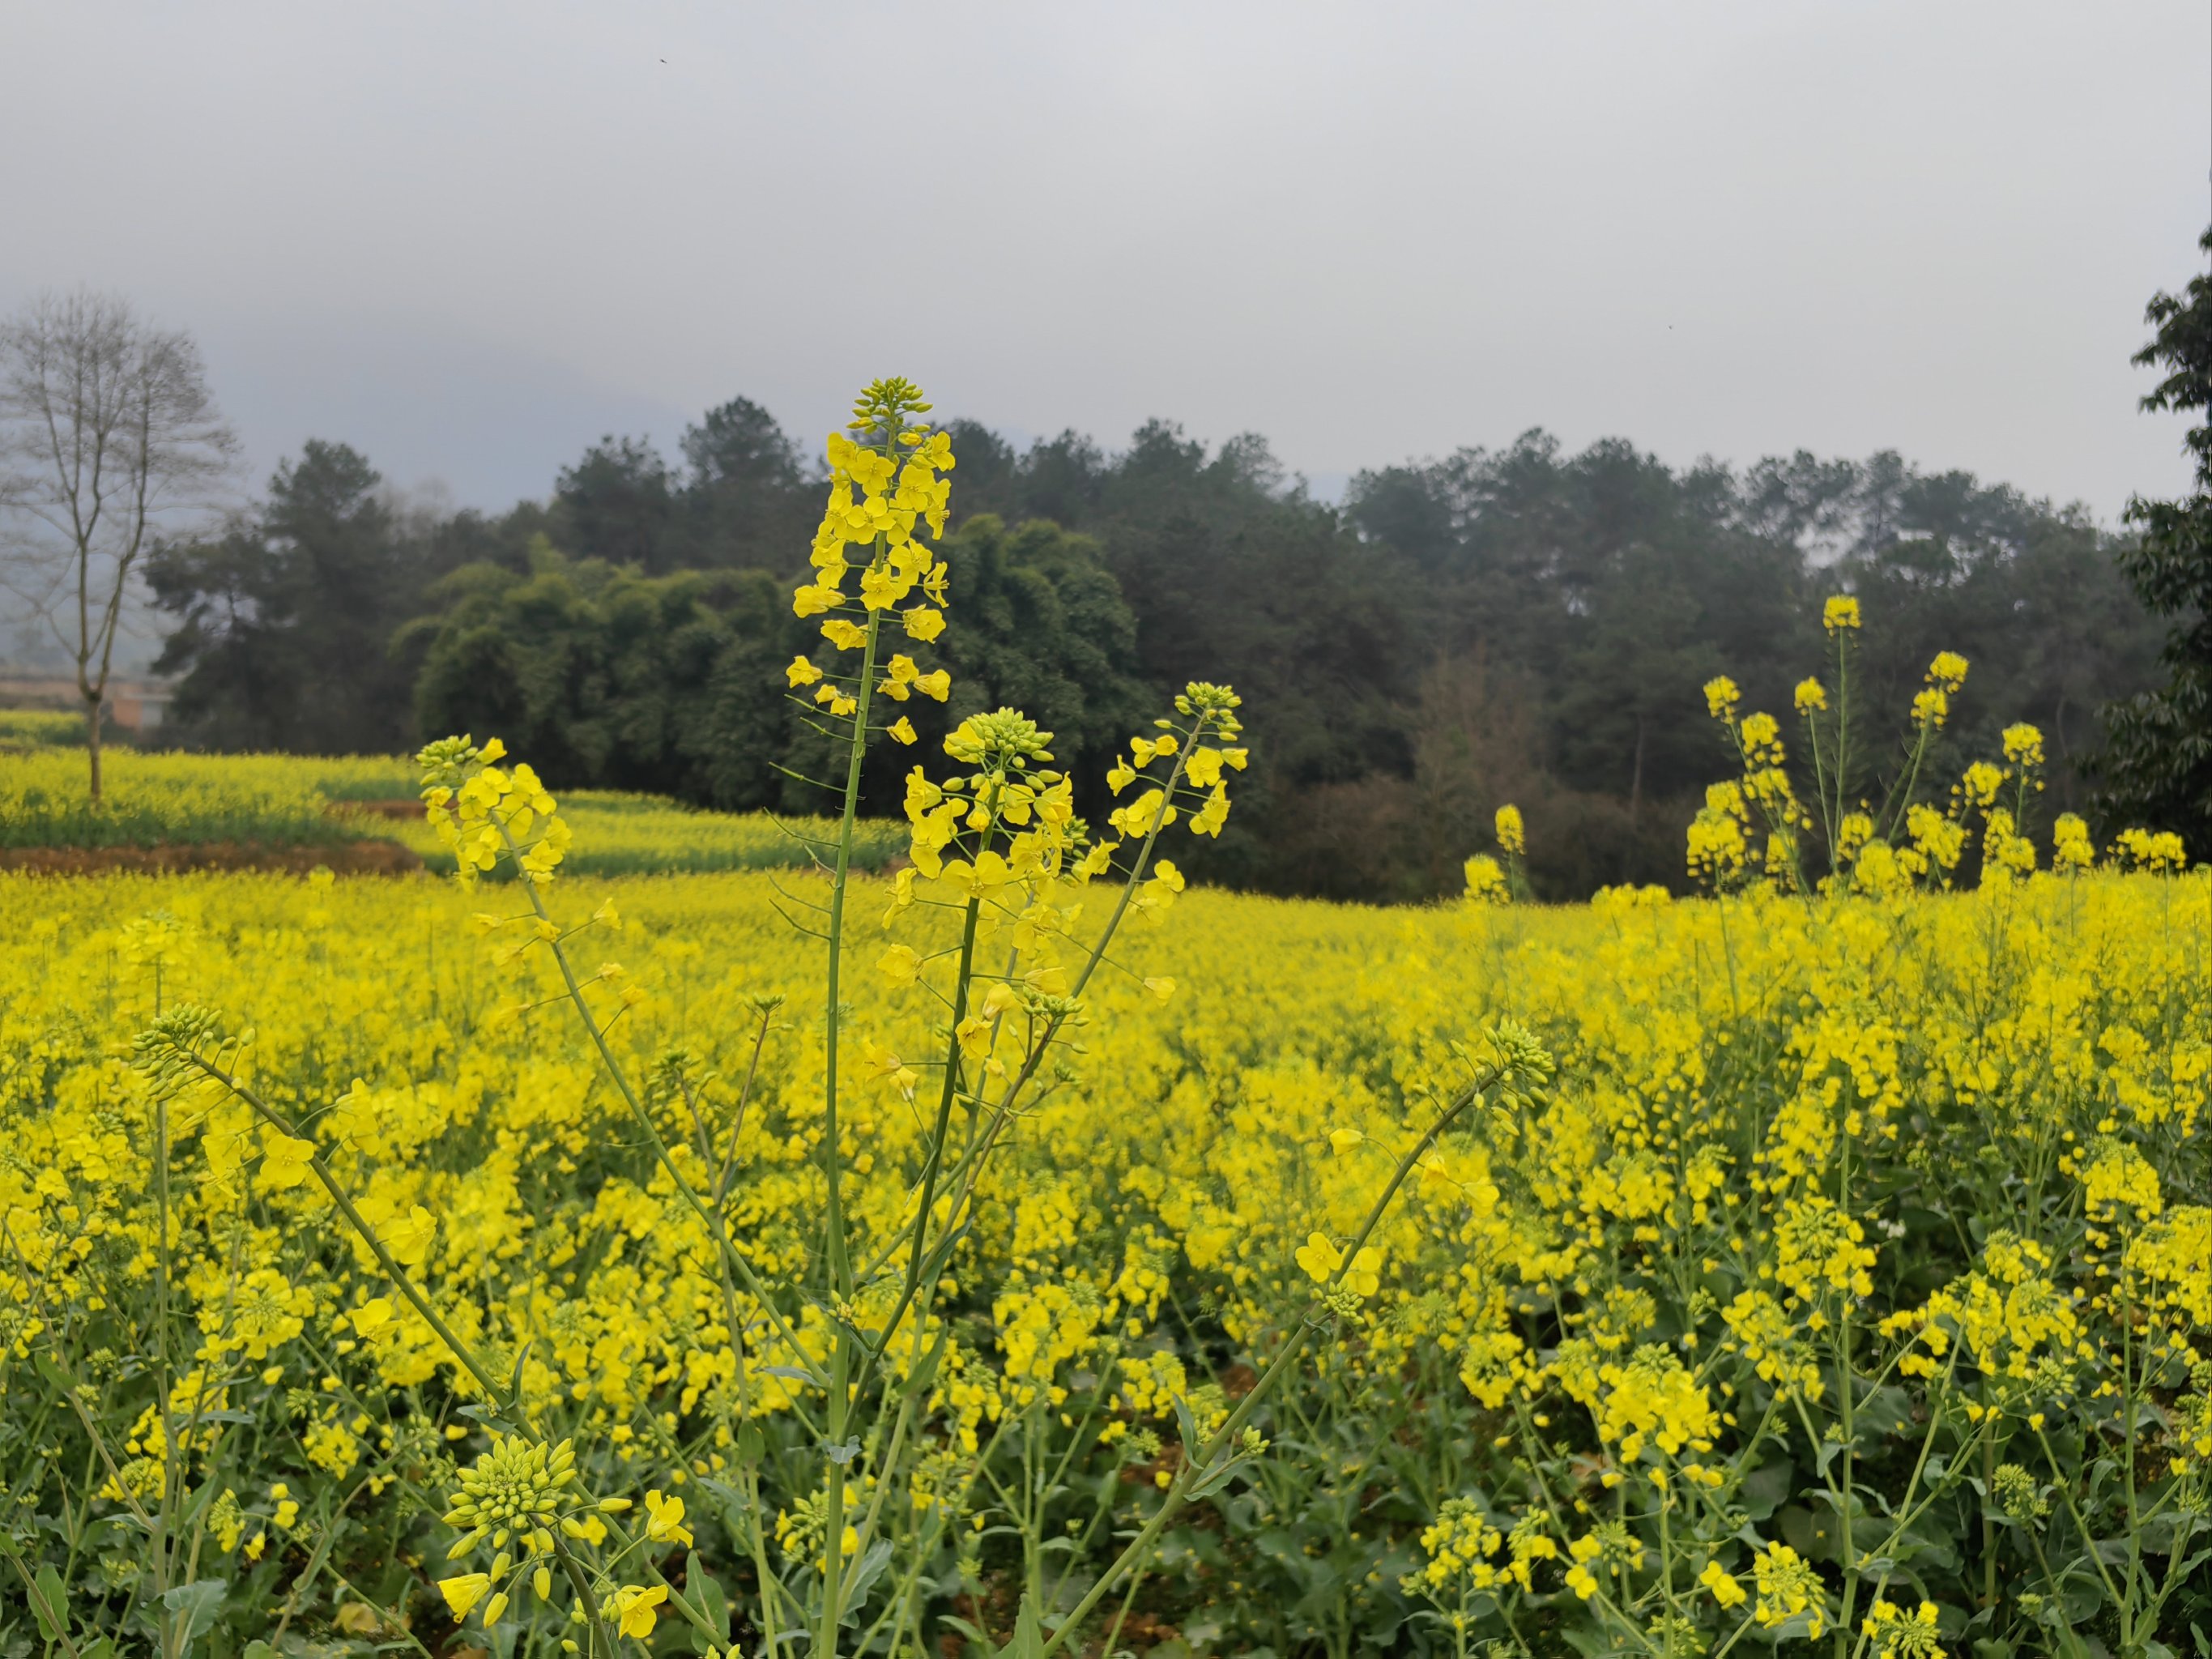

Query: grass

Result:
[381,788,905,876]
[0,747,901,873]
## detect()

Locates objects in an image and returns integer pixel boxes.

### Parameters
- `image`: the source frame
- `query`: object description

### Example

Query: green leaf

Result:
[1889,1521,1959,1573]
[836,1540,895,1626]
[454,1401,518,1436]
[160,1580,228,1645]
[1738,1460,1791,1521]
[938,1615,995,1654]
[686,1552,730,1642]
[897,1322,952,1400]
[30,1565,67,1642]
[1186,1451,1246,1499]
[1172,1396,1202,1467]
[508,1336,535,1404]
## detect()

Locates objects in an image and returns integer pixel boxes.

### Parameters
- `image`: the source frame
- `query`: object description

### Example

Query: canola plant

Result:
[0,382,2206,1659]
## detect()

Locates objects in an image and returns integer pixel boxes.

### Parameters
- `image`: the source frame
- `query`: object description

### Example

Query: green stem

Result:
[488,825,825,1388]
[867,889,983,1365]
[150,1087,175,1648]
[857,719,1212,1393]
[1034,1060,1511,1658]
[558,1542,621,1659]
[1099,1564,1148,1659]
[1806,705,1835,879]
[1507,1398,1664,1658]
[2031,1422,2126,1613]
[1834,1136,1857,1659]
[1980,1418,1997,1610]
[823,601,883,1304]
[1835,626,1852,851]
[2119,1261,2140,1648]
[1843,1348,1961,1659]
[0,1537,86,1659]
[813,484,902,1659]
[183,1057,513,1409]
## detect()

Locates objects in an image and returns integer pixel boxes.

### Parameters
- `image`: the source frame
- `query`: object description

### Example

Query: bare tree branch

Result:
[0,290,237,800]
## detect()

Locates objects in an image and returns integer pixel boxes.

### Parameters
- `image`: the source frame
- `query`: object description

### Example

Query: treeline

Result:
[147,402,2163,901]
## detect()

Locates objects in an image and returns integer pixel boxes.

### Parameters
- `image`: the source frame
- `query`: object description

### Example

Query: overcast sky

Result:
[3,2,2208,522]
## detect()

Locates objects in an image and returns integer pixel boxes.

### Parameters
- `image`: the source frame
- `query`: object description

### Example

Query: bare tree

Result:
[0,290,236,800]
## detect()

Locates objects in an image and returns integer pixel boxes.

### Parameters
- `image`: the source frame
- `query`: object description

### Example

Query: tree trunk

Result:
[86,693,104,805]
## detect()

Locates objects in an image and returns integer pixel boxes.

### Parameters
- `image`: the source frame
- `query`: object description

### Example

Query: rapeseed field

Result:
[0,710,88,751]
[6,858,2209,1655]
[0,748,897,876]
[3,381,2206,1659]
[0,751,373,850]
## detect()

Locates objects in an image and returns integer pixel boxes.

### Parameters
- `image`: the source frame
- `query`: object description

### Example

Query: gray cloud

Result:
[2,0,2204,518]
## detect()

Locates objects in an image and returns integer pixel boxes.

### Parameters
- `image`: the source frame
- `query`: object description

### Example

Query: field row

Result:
[0,744,901,874]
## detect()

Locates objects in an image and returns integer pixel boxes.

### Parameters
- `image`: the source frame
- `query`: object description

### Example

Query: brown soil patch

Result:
[0,839,424,876]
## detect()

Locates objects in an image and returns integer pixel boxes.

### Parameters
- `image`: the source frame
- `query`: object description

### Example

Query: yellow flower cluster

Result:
[1753,1542,1827,1636]
[420,737,570,886]
[787,384,957,708]
[1861,1597,1945,1658]
[1405,1495,1506,1595]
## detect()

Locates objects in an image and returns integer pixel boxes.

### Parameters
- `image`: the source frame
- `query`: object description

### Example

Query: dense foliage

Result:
[2098,225,2212,850]
[146,444,433,757]
[143,417,2159,902]
[398,515,1153,830]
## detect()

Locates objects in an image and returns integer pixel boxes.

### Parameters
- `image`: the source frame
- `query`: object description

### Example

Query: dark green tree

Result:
[553,436,676,574]
[401,515,1147,822]
[675,396,819,570]
[404,540,792,808]
[2096,227,2212,847]
[148,441,425,753]
[144,386,2166,903]
[1351,437,1809,804]
[940,420,1024,522]
[919,514,1152,817]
